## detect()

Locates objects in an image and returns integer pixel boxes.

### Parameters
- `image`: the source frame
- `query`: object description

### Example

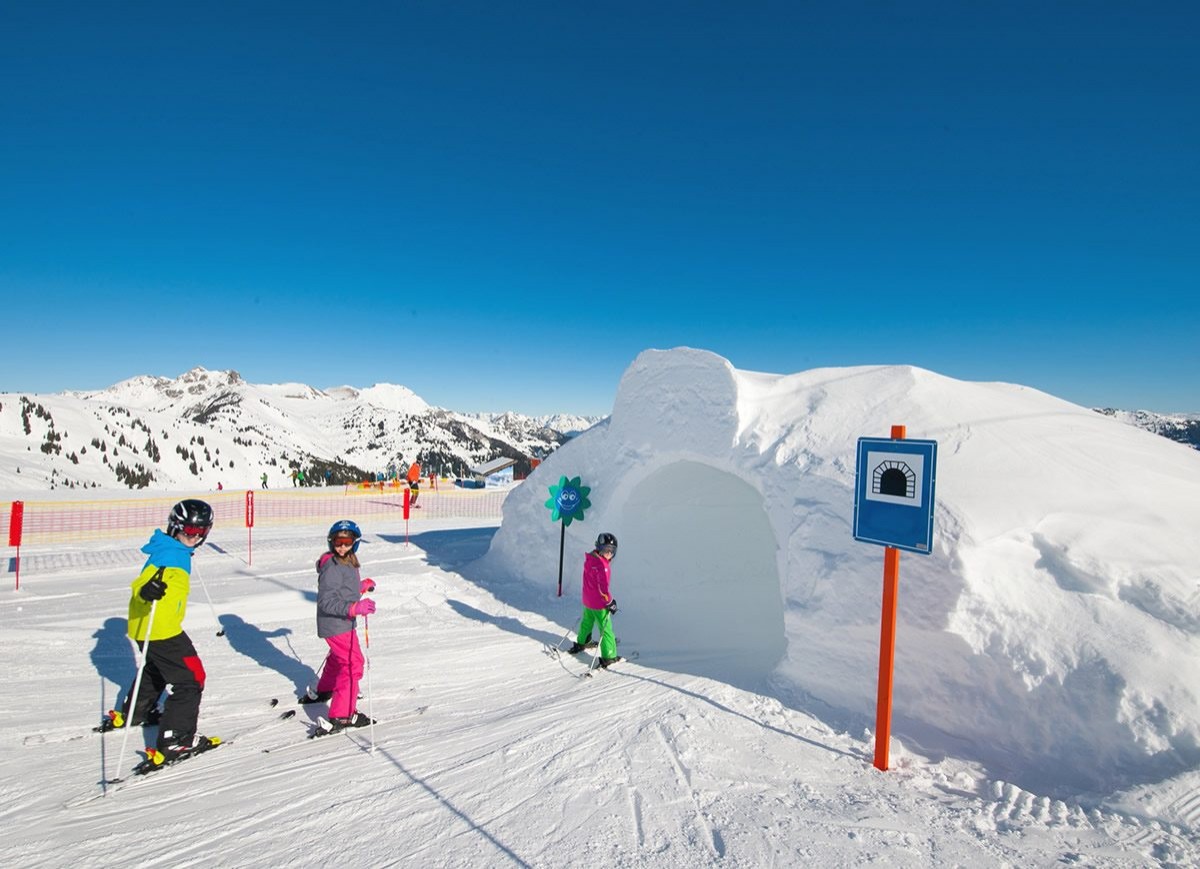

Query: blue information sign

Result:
[853,438,937,554]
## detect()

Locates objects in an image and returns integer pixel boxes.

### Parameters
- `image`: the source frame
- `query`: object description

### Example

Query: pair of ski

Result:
[546,639,637,678]
[296,691,376,739]
[308,715,372,739]
[86,697,286,738]
[65,701,300,806]
[122,700,299,777]
[262,705,429,754]
[129,734,226,776]
[580,651,638,677]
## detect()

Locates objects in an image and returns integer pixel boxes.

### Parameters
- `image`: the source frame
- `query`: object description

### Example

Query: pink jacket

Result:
[581,551,612,610]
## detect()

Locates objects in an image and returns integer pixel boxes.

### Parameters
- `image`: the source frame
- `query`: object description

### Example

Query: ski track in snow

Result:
[1171,788,1200,828]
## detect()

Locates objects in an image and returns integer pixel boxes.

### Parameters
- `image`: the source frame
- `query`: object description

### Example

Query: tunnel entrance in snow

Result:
[617,461,785,689]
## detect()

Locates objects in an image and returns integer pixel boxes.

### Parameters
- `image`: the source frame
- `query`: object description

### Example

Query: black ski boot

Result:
[329,711,374,730]
[132,735,221,775]
[313,711,374,737]
[94,710,125,733]
[95,705,161,732]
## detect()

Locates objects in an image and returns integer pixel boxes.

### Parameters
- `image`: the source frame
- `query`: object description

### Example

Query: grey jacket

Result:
[315,552,363,639]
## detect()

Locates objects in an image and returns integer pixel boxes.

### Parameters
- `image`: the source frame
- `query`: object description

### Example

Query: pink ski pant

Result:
[316,631,364,718]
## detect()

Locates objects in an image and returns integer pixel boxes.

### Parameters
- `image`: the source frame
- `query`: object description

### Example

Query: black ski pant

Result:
[121,631,206,750]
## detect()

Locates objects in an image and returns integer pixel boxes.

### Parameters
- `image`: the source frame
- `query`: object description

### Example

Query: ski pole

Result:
[555,616,581,653]
[192,563,225,637]
[586,610,613,676]
[111,600,157,785]
[363,615,375,754]
[585,612,602,674]
[302,655,329,701]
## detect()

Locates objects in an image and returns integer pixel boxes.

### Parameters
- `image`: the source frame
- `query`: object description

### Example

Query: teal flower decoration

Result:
[545,475,591,526]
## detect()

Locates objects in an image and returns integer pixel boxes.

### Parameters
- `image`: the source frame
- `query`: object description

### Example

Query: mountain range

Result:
[1093,407,1200,451]
[0,367,599,491]
[0,367,1193,492]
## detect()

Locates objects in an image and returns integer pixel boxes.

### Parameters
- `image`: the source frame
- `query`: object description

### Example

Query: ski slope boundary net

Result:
[3,485,508,554]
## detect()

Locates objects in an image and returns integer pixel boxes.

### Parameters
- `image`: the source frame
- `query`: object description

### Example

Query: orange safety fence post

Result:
[245,490,255,566]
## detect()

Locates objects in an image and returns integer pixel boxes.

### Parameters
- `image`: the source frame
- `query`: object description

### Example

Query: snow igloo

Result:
[481,347,1200,794]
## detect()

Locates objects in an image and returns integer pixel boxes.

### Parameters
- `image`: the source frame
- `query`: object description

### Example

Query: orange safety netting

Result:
[3,485,509,546]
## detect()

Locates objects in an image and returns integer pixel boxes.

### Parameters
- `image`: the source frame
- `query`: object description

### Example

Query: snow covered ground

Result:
[3,348,1199,866]
[2,516,1198,867]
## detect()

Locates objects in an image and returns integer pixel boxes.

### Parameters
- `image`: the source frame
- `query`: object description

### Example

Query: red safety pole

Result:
[873,424,906,771]
[403,486,410,546]
[9,501,23,591]
[245,490,255,566]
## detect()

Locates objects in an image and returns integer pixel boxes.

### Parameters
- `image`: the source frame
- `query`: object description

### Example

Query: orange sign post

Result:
[853,423,938,771]
[872,424,905,770]
[874,543,902,770]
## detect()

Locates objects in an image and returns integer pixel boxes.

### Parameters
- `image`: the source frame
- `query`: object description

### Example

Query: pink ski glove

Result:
[350,598,376,617]
[360,578,376,593]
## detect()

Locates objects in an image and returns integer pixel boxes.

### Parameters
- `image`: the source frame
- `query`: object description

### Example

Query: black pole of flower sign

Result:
[558,522,566,596]
[544,475,591,597]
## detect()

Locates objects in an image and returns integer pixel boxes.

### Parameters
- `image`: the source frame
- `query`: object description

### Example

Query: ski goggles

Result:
[181,524,211,537]
[332,535,357,547]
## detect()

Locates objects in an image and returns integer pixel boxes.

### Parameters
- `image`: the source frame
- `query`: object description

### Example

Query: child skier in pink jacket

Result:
[567,532,622,667]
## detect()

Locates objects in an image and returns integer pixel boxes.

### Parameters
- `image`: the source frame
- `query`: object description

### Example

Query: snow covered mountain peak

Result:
[1,368,596,491]
[349,383,430,414]
[68,367,247,409]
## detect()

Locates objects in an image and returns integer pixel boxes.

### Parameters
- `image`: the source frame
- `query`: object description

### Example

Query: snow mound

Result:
[482,347,1200,794]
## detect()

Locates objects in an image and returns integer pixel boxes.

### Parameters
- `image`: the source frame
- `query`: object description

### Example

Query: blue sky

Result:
[1,2,1196,416]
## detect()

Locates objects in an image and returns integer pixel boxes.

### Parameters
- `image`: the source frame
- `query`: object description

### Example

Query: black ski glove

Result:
[605,599,618,614]
[139,576,168,601]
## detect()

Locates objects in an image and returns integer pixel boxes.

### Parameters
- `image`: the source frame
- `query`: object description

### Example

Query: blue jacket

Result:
[127,529,194,641]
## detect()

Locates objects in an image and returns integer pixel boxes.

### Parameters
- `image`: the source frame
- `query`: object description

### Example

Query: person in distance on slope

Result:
[567,533,622,667]
[99,499,218,770]
[406,460,421,507]
[308,520,377,733]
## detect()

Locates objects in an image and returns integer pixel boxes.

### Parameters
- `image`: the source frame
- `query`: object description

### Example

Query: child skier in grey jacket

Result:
[309,520,376,734]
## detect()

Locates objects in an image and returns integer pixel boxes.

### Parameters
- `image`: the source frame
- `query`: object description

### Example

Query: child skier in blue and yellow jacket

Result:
[100,499,217,771]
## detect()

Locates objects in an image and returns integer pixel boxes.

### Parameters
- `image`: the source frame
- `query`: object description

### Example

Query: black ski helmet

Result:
[327,519,363,553]
[167,499,214,545]
[595,532,618,556]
